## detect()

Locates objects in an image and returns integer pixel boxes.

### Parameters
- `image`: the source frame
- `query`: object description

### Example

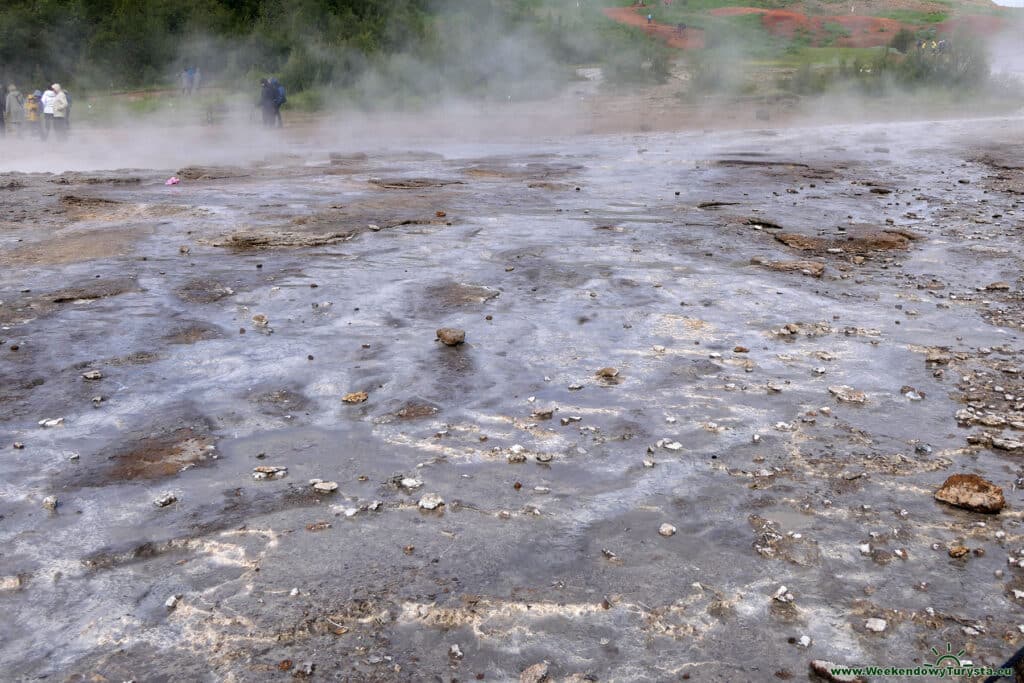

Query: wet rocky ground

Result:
[2,115,1024,682]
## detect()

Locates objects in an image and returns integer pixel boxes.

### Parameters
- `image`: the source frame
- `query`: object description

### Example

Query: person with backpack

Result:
[270,78,286,128]
[5,85,25,136]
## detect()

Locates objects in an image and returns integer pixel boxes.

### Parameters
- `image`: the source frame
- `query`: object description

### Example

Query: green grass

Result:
[877,9,949,23]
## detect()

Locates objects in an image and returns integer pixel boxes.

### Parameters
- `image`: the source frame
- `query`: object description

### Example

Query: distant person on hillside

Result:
[51,84,69,141]
[186,67,197,95]
[647,13,653,24]
[25,91,42,138]
[193,67,202,93]
[5,85,25,136]
[180,69,190,96]
[40,86,56,140]
[270,78,286,128]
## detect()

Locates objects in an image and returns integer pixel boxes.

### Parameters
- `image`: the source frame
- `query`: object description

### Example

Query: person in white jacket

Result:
[40,87,56,140]
[51,84,68,141]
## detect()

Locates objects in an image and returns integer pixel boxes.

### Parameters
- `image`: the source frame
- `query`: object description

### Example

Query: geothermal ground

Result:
[2,113,1024,682]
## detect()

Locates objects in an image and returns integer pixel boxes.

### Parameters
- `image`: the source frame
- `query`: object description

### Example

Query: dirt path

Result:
[602,6,706,49]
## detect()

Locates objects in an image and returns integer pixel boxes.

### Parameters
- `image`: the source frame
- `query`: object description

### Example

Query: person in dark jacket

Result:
[269,78,286,128]
[257,79,276,127]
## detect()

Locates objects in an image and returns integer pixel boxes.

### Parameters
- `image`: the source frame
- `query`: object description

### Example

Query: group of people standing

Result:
[2,83,71,140]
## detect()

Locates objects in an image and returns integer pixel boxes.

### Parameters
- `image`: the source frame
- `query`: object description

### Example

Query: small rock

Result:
[342,391,368,404]
[436,327,465,346]
[643,458,655,468]
[42,496,58,511]
[934,474,1005,513]
[418,493,445,510]
[165,594,181,610]
[658,523,677,537]
[154,492,177,507]
[828,385,867,404]
[773,585,794,603]
[0,576,22,591]
[13,442,24,450]
[948,544,969,558]
[400,477,423,490]
[532,407,555,420]
[251,313,269,327]
[535,452,553,463]
[252,465,288,480]
[313,481,339,494]
[596,367,619,378]
[449,644,464,659]
[986,281,1011,291]
[797,635,812,648]
[864,617,887,633]
[38,417,64,428]
[81,370,102,381]
[507,451,527,464]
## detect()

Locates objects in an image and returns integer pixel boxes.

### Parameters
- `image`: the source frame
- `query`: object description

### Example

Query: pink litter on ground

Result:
[165,177,180,186]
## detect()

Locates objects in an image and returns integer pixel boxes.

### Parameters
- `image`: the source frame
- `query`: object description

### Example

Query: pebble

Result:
[165,595,181,610]
[658,523,677,537]
[42,496,58,511]
[38,417,64,428]
[154,492,177,507]
[418,493,445,510]
[13,442,24,449]
[81,370,102,381]
[595,367,619,378]
[773,586,794,603]
[251,313,269,327]
[535,453,553,463]
[400,477,423,490]
[797,635,812,648]
[313,481,339,493]
[436,327,465,346]
[342,391,368,404]
[864,617,887,633]
[643,459,655,468]
[449,644,463,659]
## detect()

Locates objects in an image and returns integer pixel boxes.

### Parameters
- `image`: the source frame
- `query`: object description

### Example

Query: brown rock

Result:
[948,544,969,558]
[986,281,1011,291]
[595,367,619,378]
[934,473,1005,513]
[342,391,368,404]
[520,661,550,683]
[750,257,825,278]
[436,327,465,346]
[809,660,866,683]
